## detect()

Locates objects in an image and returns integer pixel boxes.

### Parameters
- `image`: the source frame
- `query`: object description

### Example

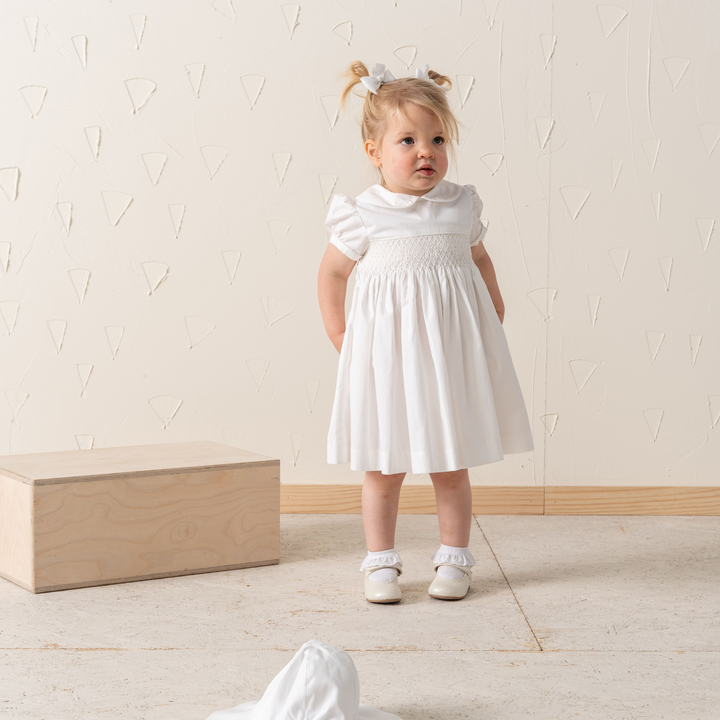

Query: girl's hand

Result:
[332,331,345,353]
[494,300,505,325]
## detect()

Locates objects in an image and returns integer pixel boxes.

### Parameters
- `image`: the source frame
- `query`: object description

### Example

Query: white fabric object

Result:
[367,567,397,583]
[360,62,396,94]
[206,639,401,720]
[436,565,466,580]
[325,180,534,474]
[359,548,403,572]
[414,63,450,92]
[432,543,476,568]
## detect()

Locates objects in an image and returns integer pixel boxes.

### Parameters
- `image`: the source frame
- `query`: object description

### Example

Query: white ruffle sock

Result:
[359,548,403,583]
[432,543,476,579]
[205,639,401,719]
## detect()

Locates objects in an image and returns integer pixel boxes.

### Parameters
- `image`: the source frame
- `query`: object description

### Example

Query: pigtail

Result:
[339,61,371,114]
[427,70,452,91]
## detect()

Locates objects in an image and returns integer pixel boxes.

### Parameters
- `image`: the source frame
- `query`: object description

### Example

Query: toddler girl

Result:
[317,61,534,603]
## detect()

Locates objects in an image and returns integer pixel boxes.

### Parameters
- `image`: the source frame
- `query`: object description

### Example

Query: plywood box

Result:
[0,441,280,593]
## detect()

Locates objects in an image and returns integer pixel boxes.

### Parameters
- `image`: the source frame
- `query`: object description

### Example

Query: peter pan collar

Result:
[355,179,463,208]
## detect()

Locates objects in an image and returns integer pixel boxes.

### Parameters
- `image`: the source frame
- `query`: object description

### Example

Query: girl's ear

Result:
[365,138,382,167]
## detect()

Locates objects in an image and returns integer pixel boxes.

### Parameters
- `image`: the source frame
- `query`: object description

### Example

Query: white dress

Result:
[325,179,534,475]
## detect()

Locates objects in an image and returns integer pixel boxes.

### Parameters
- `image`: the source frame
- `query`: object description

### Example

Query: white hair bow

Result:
[414,63,450,92]
[360,63,397,95]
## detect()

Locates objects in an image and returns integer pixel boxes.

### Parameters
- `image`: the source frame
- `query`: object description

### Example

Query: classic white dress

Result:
[325,179,534,475]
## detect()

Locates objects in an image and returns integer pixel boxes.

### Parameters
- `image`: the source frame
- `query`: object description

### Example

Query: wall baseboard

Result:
[280,485,720,515]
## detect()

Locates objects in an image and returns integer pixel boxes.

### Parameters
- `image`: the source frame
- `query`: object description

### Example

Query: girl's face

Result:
[365,103,449,196]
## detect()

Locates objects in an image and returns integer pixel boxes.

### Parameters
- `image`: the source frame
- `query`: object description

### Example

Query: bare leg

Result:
[429,468,472,547]
[362,470,406,551]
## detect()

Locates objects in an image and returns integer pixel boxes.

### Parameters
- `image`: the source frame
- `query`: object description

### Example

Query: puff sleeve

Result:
[324,194,369,262]
[464,184,488,247]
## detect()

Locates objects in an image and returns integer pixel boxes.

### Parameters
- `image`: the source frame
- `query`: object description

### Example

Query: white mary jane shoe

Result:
[428,563,472,600]
[363,563,403,604]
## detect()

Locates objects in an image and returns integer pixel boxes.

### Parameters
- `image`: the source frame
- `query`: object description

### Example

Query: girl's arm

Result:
[471,242,505,324]
[317,243,357,352]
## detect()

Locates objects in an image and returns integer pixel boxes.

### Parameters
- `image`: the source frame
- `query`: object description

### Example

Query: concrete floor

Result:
[1,513,719,719]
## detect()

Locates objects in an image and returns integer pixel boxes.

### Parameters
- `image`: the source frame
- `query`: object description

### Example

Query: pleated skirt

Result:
[326,233,534,475]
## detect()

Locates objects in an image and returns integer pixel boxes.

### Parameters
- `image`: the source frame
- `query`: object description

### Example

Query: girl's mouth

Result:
[418,167,434,175]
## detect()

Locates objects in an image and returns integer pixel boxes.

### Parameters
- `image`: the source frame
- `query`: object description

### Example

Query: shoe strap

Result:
[364,562,403,576]
[433,562,472,576]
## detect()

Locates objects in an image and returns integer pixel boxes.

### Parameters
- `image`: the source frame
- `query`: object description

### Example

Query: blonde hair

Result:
[338,61,462,187]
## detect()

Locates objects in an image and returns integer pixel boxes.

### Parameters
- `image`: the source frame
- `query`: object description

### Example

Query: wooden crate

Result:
[0,440,280,593]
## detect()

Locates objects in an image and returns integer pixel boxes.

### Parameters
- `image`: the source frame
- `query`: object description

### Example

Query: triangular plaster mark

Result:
[169,204,186,238]
[480,153,504,176]
[695,218,715,252]
[305,379,320,413]
[0,242,10,275]
[482,0,500,28]
[222,250,242,284]
[456,75,474,107]
[320,96,340,129]
[569,359,597,392]
[588,92,605,125]
[125,78,156,114]
[68,268,90,303]
[5,390,29,420]
[663,57,690,90]
[75,434,94,450]
[597,4,627,38]
[24,17,39,51]
[394,46,417,69]
[527,287,557,321]
[268,221,291,254]
[105,325,124,359]
[273,152,292,186]
[102,191,133,226]
[72,35,87,70]
[643,408,664,442]
[709,396,720,429]
[645,331,665,364]
[130,14,146,49]
[609,247,629,280]
[642,138,661,171]
[212,0,236,22]
[541,413,558,436]
[539,34,557,68]
[240,75,265,109]
[587,295,601,326]
[534,117,554,150]
[201,145,228,179]
[0,301,19,335]
[142,261,169,295]
[0,167,20,201]
[221,428,239,446]
[659,256,673,291]
[20,85,47,118]
[651,192,662,224]
[246,358,270,392]
[698,124,720,157]
[332,21,352,45]
[281,4,300,39]
[559,186,591,220]
[184,316,215,349]
[148,395,183,429]
[47,319,67,353]
[319,174,337,206]
[291,432,303,466]
[611,158,623,190]
[142,152,167,186]
[84,126,101,160]
[56,202,72,234]
[77,364,93,397]
[689,334,702,368]
[261,296,293,326]
[185,63,205,98]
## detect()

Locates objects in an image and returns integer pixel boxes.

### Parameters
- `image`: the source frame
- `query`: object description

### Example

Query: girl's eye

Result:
[433,136,444,144]
[400,137,414,145]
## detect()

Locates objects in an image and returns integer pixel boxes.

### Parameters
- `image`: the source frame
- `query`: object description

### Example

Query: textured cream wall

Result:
[1,1,718,486]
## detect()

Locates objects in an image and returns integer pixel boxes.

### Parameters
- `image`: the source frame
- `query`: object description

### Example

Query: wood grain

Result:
[0,474,34,589]
[33,466,279,591]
